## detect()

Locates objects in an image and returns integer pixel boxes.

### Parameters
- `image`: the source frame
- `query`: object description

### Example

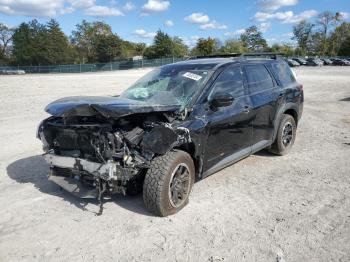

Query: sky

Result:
[0,0,349,46]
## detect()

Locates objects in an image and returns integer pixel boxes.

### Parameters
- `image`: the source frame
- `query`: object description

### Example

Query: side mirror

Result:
[209,92,234,109]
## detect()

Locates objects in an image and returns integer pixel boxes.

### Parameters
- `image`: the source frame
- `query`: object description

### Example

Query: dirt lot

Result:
[0,66,349,262]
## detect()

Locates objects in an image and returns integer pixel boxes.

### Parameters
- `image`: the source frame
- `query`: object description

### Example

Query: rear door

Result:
[269,60,301,115]
[243,64,280,146]
[203,65,253,172]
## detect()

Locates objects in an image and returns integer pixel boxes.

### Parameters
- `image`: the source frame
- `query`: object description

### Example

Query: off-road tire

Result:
[270,114,297,156]
[143,150,195,217]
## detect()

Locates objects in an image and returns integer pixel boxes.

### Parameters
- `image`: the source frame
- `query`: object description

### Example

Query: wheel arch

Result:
[173,142,201,178]
[283,108,298,126]
[272,103,299,142]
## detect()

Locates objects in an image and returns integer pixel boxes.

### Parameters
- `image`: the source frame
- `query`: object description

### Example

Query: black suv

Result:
[38,54,304,216]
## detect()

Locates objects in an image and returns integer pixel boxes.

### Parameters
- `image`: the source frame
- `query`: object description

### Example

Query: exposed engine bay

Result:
[38,111,191,215]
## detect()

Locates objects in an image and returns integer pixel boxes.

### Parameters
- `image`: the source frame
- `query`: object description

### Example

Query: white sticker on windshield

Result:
[182,72,202,81]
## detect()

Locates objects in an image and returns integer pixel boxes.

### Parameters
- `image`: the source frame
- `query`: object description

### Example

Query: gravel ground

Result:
[0,66,349,262]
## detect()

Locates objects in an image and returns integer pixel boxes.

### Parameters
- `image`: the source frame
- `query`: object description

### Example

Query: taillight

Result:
[298,84,303,91]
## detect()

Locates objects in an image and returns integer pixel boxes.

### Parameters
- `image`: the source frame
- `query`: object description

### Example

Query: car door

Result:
[243,64,280,147]
[203,65,254,174]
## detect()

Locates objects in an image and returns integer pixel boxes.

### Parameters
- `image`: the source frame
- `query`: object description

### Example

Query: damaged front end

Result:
[38,100,191,214]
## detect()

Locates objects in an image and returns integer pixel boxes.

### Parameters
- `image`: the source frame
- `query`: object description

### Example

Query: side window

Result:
[209,66,244,99]
[271,62,296,86]
[244,65,274,93]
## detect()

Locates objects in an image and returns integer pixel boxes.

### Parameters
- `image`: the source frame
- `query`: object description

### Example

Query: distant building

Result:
[132,56,143,61]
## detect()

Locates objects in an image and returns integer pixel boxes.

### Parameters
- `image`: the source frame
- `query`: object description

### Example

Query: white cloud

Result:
[60,6,74,14]
[200,20,227,30]
[85,5,123,17]
[259,22,271,32]
[0,0,128,17]
[134,29,156,38]
[286,10,318,23]
[184,12,210,24]
[0,0,66,17]
[254,11,293,21]
[165,20,174,26]
[266,37,277,44]
[282,32,294,38]
[259,0,298,11]
[1,23,16,29]
[68,0,94,9]
[254,9,317,23]
[141,0,169,13]
[340,12,349,19]
[123,1,135,11]
[180,35,199,48]
[224,29,246,37]
[185,12,226,31]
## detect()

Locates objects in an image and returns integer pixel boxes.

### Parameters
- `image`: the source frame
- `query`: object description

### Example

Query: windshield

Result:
[121,65,211,107]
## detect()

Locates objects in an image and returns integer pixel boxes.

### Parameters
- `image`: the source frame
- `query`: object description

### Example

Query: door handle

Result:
[243,105,250,113]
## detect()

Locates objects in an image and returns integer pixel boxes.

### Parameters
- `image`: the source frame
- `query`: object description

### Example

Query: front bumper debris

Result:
[44,153,123,215]
[48,174,98,199]
[43,153,118,180]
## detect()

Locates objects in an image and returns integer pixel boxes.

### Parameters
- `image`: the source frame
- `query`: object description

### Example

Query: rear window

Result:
[244,65,274,93]
[271,62,296,86]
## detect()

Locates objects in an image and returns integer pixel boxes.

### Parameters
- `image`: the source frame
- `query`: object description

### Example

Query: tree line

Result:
[0,11,349,66]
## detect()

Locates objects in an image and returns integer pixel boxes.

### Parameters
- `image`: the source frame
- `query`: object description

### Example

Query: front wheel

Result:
[269,114,297,155]
[143,150,195,217]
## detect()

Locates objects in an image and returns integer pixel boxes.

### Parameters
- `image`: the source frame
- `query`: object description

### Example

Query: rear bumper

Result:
[298,101,304,121]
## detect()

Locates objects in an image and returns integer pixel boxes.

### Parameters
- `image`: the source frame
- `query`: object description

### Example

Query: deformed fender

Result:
[141,124,192,155]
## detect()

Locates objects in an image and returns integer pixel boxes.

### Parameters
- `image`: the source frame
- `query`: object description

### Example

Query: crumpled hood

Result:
[45,96,181,118]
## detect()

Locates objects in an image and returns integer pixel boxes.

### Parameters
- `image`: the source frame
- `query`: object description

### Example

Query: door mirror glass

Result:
[209,92,234,108]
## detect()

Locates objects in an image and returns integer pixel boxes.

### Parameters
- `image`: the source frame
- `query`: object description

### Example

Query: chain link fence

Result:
[0,57,186,74]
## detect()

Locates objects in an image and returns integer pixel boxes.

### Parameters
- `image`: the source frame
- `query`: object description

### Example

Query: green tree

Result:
[292,20,314,55]
[94,34,123,62]
[0,23,14,59]
[143,45,157,59]
[240,26,267,51]
[12,20,71,65]
[12,20,46,65]
[46,19,71,64]
[192,37,217,56]
[328,22,350,55]
[172,37,188,57]
[143,30,173,59]
[71,20,113,62]
[308,32,324,55]
[221,39,247,54]
[11,22,31,65]
[143,31,188,59]
[133,42,147,55]
[268,43,294,56]
[338,35,350,56]
[154,30,173,57]
[316,11,346,55]
[119,41,146,58]
[317,11,335,55]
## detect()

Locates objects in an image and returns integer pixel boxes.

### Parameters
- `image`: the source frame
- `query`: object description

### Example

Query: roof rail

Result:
[241,52,284,60]
[189,52,284,60]
[189,53,242,60]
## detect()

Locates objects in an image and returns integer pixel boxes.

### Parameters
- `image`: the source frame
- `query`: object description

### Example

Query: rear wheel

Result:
[143,150,195,217]
[270,114,296,155]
